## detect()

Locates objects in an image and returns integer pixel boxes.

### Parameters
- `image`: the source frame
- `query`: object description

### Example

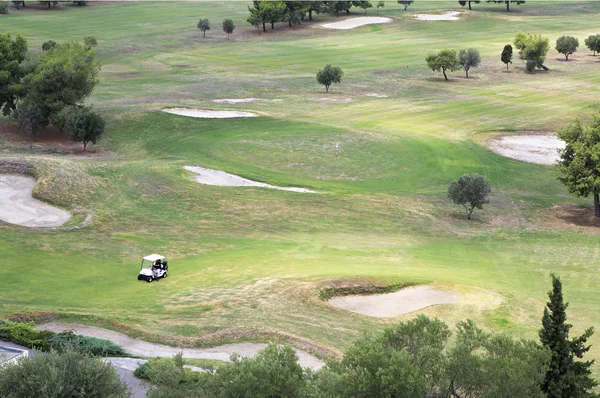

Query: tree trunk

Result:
[289,19,292,27]
[465,69,469,78]
[271,22,274,29]
[442,68,448,81]
[595,193,600,217]
[565,54,569,61]
[262,21,266,31]
[467,208,473,220]
[309,9,313,20]
[83,141,87,152]
[468,1,472,10]
[506,63,509,72]
[203,31,206,37]
[506,0,510,11]
[325,85,329,93]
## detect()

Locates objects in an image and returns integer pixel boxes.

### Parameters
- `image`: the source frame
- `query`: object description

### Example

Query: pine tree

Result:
[539,274,598,398]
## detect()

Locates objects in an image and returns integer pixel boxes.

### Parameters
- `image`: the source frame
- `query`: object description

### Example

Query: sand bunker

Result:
[366,93,388,98]
[184,166,316,193]
[487,132,565,165]
[321,17,392,30]
[328,286,458,317]
[162,108,257,118]
[0,175,71,227]
[414,11,461,21]
[212,98,260,104]
[36,323,324,370]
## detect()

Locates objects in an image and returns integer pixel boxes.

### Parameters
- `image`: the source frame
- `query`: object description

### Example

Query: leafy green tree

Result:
[354,0,372,14]
[557,114,600,217]
[284,1,306,26]
[514,32,549,72]
[247,13,262,33]
[303,0,327,21]
[448,173,491,219]
[540,274,598,398]
[397,0,414,10]
[458,48,481,78]
[316,64,343,93]
[41,40,57,51]
[486,0,525,12]
[264,0,286,29]
[458,0,480,10]
[0,33,27,116]
[0,1,9,14]
[222,19,235,38]
[197,18,210,37]
[0,350,130,398]
[425,49,459,81]
[556,36,579,61]
[501,44,513,71]
[59,106,105,152]
[16,102,46,149]
[83,35,98,48]
[376,0,384,15]
[584,34,600,56]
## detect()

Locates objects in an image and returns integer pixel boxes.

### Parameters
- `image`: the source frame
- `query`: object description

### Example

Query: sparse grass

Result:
[2,0,600,376]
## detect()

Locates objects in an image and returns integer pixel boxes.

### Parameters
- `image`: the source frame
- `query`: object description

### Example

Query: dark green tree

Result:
[16,102,46,149]
[584,34,600,56]
[556,36,579,61]
[540,274,597,398]
[222,19,235,38]
[41,40,57,51]
[0,1,9,14]
[376,0,384,15]
[448,173,491,219]
[458,48,481,78]
[514,32,549,72]
[197,18,210,37]
[501,44,513,72]
[425,49,460,81]
[458,0,480,10]
[0,33,28,115]
[557,114,600,217]
[316,64,343,92]
[59,106,105,152]
[397,0,414,10]
[486,0,525,11]
[303,0,327,20]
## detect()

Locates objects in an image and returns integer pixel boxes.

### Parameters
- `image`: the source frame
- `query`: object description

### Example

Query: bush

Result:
[134,361,152,380]
[0,319,53,351]
[0,1,9,14]
[49,331,125,357]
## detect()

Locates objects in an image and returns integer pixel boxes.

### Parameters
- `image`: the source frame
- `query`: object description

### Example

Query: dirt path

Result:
[36,323,324,370]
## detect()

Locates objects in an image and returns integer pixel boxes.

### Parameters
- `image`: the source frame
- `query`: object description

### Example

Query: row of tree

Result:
[0,34,104,151]
[459,0,524,12]
[197,18,235,39]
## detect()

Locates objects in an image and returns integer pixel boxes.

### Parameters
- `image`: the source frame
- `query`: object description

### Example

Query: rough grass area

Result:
[2,0,600,376]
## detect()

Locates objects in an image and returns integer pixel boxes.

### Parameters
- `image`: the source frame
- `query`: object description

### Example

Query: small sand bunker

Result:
[328,286,458,317]
[162,108,257,118]
[0,175,71,227]
[212,98,260,104]
[487,132,565,165]
[366,93,388,98]
[184,166,316,193]
[414,11,461,21]
[321,17,392,30]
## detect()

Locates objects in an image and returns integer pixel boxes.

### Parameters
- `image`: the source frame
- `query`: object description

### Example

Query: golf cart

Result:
[137,254,168,283]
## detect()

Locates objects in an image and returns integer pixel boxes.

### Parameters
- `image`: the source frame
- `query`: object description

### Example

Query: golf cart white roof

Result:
[142,254,166,262]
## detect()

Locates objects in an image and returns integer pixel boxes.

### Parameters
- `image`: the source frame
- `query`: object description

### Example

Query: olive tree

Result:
[584,34,600,56]
[316,64,343,93]
[0,33,28,116]
[555,36,579,61]
[59,106,105,152]
[448,173,491,219]
[222,19,235,39]
[425,49,460,81]
[514,32,549,72]
[197,18,210,37]
[458,0,480,10]
[376,0,384,15]
[501,44,513,72]
[458,48,481,78]
[397,0,414,10]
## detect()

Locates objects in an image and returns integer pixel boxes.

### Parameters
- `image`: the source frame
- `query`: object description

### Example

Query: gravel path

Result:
[320,17,392,29]
[36,323,324,370]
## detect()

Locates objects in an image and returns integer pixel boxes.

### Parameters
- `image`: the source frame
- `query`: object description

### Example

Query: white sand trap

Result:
[366,93,388,98]
[162,108,257,118]
[212,98,260,104]
[488,133,565,165]
[0,175,71,227]
[36,323,324,370]
[328,286,458,317]
[321,17,392,30]
[414,11,461,21]
[184,166,316,193]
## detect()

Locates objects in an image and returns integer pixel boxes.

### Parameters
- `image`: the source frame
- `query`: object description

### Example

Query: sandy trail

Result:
[321,17,392,29]
[162,108,257,118]
[184,166,316,193]
[414,11,461,21]
[487,133,564,165]
[36,323,324,370]
[328,286,458,317]
[0,175,71,227]
[212,98,260,104]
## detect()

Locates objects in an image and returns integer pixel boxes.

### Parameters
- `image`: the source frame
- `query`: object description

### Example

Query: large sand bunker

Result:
[328,286,458,317]
[321,17,392,30]
[414,11,461,21]
[162,108,257,118]
[487,132,565,165]
[212,98,260,104]
[185,166,316,193]
[36,323,324,370]
[0,175,71,227]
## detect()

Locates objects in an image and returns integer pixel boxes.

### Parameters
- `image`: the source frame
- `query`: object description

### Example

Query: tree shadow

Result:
[555,205,600,228]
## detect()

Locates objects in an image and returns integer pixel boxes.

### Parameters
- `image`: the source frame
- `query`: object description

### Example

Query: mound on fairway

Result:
[162,108,257,118]
[320,17,392,30]
[414,11,461,21]
[486,132,565,165]
[0,175,71,227]
[36,323,324,370]
[328,286,458,317]
[184,166,316,193]
[212,98,260,104]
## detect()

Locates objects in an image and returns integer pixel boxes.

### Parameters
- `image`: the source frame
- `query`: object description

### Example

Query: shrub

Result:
[0,319,53,351]
[49,331,125,357]
[134,361,152,380]
[0,1,9,14]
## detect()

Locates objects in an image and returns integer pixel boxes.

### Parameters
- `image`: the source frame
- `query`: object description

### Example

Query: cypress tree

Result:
[539,274,598,398]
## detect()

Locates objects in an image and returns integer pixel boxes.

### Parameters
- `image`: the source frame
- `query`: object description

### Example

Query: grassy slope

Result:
[2,0,600,367]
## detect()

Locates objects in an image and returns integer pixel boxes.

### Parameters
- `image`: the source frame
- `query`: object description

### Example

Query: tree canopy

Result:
[486,0,525,11]
[448,173,491,219]
[514,32,549,72]
[0,33,28,116]
[397,0,414,10]
[458,48,481,78]
[458,0,480,10]
[584,34,600,56]
[501,44,513,71]
[222,19,235,38]
[197,18,211,37]
[425,49,460,81]
[58,106,105,152]
[316,64,343,93]
[555,36,579,61]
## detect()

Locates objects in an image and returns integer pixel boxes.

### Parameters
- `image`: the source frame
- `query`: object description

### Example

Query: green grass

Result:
[2,0,600,374]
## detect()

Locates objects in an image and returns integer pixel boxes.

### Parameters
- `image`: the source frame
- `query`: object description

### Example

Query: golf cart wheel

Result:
[163,272,167,278]
[146,276,153,283]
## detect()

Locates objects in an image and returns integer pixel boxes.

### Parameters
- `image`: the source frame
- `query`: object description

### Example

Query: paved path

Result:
[36,322,325,370]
